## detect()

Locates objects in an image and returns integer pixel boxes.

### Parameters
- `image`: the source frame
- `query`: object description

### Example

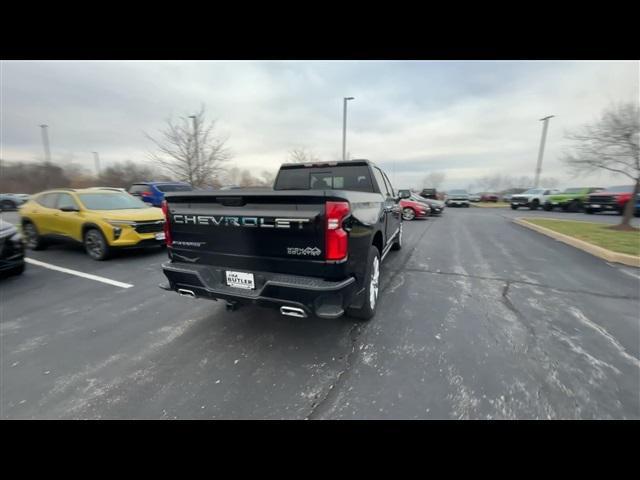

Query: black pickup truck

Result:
[159,160,409,320]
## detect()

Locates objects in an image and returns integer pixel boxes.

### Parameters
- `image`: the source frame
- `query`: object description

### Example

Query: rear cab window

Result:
[275,164,375,192]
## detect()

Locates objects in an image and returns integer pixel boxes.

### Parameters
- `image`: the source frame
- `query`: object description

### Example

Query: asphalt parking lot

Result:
[1,208,639,419]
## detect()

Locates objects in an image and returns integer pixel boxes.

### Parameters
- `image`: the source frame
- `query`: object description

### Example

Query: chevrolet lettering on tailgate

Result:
[173,215,310,229]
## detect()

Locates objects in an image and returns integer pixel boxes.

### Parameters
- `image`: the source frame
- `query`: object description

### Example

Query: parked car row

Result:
[397,190,446,219]
[0,181,194,274]
[511,185,640,217]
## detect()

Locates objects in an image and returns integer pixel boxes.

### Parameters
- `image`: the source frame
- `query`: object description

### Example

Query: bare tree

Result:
[422,171,446,189]
[146,106,231,187]
[97,160,168,188]
[0,160,70,193]
[562,102,639,229]
[259,169,276,187]
[288,147,319,163]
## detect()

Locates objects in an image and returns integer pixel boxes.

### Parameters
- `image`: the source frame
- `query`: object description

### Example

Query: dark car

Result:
[128,182,193,207]
[0,219,25,277]
[160,159,405,321]
[410,193,444,214]
[419,188,438,200]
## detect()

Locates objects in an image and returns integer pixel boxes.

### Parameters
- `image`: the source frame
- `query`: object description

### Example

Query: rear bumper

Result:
[160,261,357,319]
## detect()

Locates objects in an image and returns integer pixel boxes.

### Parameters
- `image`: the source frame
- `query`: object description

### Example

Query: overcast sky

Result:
[1,60,638,190]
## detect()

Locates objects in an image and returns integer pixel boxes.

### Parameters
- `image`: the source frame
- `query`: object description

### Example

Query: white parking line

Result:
[25,258,134,289]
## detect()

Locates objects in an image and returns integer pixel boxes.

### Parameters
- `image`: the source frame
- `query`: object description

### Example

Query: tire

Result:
[1,200,16,211]
[529,200,539,211]
[84,228,111,261]
[567,200,581,213]
[9,263,25,276]
[617,202,627,216]
[346,246,380,321]
[402,207,416,221]
[586,208,594,214]
[391,222,402,251]
[543,203,552,211]
[511,205,518,210]
[22,221,47,250]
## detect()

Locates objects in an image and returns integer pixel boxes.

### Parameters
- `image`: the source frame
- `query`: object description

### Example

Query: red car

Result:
[585,185,635,214]
[400,198,430,220]
[480,193,499,202]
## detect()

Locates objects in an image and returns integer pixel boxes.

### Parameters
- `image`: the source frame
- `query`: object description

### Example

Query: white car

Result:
[510,188,560,210]
[445,189,470,207]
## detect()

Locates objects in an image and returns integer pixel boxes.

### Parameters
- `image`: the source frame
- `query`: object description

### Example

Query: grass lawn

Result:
[471,202,510,208]
[524,218,640,256]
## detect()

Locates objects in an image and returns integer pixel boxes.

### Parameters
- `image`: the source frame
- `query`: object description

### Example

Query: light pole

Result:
[342,97,354,161]
[39,124,51,164]
[534,115,554,188]
[92,152,101,176]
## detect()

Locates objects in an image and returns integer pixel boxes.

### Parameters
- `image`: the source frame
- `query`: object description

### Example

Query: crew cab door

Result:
[372,167,401,246]
[381,169,401,239]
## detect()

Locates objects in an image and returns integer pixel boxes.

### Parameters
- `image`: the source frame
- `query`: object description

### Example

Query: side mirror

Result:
[60,206,79,212]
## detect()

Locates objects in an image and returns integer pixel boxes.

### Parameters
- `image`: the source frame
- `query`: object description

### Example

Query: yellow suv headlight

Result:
[103,219,136,227]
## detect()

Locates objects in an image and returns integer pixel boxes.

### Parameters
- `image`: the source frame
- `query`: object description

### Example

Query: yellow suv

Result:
[19,188,166,260]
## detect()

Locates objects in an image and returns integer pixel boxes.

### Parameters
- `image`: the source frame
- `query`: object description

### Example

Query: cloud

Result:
[1,60,638,189]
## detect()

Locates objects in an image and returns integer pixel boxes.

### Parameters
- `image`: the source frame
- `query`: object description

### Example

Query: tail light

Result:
[325,201,350,261]
[142,191,152,197]
[161,200,172,246]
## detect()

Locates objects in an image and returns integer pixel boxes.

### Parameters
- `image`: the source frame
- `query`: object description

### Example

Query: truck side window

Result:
[373,168,389,196]
[382,171,395,197]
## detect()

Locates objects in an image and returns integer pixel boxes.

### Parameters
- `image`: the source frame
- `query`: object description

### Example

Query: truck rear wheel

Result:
[346,246,380,321]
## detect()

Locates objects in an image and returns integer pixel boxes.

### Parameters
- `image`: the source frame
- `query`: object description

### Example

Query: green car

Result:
[543,187,604,212]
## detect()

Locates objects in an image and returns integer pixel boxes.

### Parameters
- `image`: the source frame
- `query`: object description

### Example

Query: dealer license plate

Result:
[226,271,255,290]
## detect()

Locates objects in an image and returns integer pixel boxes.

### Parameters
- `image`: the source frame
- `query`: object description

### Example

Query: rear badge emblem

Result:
[287,247,321,256]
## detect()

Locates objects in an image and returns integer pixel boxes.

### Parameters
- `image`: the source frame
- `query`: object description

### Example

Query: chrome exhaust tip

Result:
[177,288,196,298]
[280,306,307,318]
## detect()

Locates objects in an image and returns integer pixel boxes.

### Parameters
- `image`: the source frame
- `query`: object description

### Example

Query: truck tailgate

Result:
[165,191,341,278]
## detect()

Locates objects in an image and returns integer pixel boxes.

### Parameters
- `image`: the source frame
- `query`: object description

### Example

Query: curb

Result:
[513,217,640,268]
